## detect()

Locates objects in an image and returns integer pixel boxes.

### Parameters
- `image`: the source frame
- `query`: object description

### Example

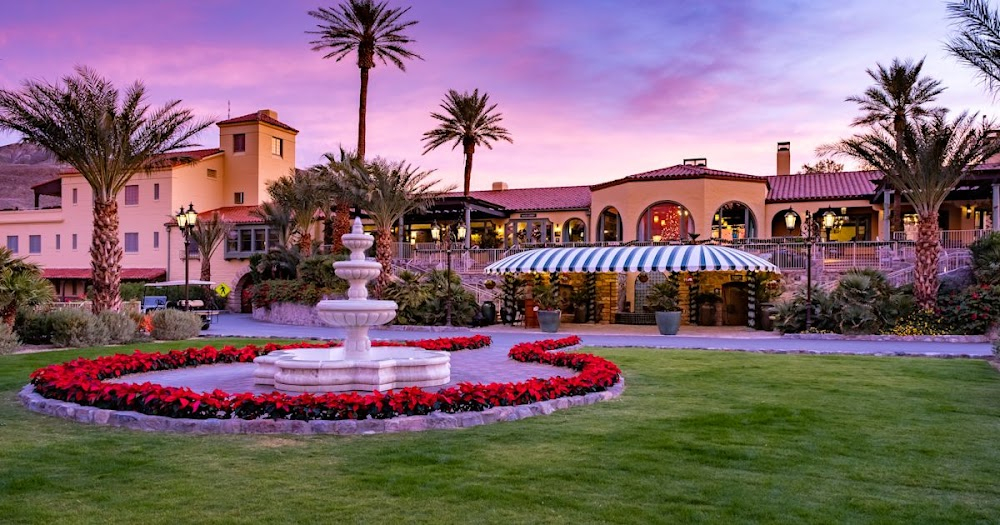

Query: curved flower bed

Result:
[28,335,621,422]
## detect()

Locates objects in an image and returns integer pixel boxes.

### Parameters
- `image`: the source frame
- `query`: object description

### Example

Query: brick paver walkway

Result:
[109,343,571,394]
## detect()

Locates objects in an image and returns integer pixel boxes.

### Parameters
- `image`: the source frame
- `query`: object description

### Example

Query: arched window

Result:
[711,201,757,240]
[598,207,622,242]
[637,201,694,242]
[772,209,801,238]
[563,218,586,243]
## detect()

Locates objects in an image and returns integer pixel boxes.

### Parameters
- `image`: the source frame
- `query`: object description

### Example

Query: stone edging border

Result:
[18,380,625,435]
[782,333,988,343]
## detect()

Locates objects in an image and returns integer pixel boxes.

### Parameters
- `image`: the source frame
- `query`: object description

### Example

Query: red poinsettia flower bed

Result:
[29,335,620,421]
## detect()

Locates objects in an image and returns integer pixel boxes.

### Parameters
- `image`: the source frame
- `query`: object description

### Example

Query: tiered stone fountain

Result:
[253,218,450,392]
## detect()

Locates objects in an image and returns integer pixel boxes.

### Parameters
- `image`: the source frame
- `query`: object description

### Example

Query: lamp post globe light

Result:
[175,203,197,311]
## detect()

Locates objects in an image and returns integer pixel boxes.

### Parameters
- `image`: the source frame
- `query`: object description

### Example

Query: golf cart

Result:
[142,280,222,330]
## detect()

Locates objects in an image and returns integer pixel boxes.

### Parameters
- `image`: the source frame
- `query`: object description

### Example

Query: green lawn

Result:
[1,341,999,524]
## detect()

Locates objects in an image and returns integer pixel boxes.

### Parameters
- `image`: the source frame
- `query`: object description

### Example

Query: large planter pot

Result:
[655,311,682,335]
[537,310,561,333]
[573,308,588,323]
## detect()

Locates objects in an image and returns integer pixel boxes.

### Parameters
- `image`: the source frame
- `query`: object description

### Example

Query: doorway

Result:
[721,282,749,326]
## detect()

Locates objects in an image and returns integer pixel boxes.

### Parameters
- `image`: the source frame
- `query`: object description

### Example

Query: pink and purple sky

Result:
[0,0,996,190]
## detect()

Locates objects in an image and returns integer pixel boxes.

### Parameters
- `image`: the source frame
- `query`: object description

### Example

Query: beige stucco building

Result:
[4,111,1000,321]
[0,109,297,307]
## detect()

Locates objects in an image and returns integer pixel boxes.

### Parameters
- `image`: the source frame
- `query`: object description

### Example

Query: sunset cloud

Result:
[1,0,997,190]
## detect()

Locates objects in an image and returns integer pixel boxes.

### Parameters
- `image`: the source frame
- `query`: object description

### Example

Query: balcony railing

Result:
[891,229,991,248]
[382,231,989,275]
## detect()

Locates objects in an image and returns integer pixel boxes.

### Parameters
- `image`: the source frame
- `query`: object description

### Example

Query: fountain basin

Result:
[253,346,450,392]
[316,299,397,327]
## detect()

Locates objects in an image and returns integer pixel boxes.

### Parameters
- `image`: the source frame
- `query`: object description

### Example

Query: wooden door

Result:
[722,283,749,326]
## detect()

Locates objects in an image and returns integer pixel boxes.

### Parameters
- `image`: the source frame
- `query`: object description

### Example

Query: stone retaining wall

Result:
[18,380,624,435]
[783,333,989,343]
[251,302,325,326]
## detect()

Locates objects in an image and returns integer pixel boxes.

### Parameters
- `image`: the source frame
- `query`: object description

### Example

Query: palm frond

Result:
[307,0,422,70]
[946,0,1000,95]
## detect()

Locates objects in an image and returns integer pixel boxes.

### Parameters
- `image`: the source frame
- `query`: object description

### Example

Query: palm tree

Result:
[947,1,1000,95]
[251,201,295,249]
[339,157,451,296]
[265,169,329,254]
[422,89,513,249]
[308,0,422,160]
[829,112,1000,308]
[0,247,54,326]
[190,212,231,281]
[846,58,945,232]
[311,148,364,252]
[0,67,212,313]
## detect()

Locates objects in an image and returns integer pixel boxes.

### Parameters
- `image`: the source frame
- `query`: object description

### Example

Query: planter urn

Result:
[537,310,561,333]
[655,311,682,335]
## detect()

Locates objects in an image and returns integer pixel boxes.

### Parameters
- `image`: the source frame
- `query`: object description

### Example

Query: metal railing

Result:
[891,229,992,249]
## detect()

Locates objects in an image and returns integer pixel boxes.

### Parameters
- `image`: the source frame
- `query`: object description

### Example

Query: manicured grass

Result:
[2,341,1000,524]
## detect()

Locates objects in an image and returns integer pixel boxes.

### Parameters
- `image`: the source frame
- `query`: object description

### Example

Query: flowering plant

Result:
[29,335,620,421]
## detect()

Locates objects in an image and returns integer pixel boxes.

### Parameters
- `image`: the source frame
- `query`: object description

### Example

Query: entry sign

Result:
[214,282,232,298]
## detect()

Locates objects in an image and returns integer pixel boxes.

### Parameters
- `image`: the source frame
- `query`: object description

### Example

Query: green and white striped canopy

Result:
[484,245,779,274]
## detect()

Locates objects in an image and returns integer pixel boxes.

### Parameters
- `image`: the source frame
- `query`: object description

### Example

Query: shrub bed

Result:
[28,335,620,421]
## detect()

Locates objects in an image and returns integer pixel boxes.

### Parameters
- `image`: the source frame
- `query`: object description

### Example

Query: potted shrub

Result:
[647,280,681,335]
[694,292,721,326]
[532,282,561,333]
[569,287,591,323]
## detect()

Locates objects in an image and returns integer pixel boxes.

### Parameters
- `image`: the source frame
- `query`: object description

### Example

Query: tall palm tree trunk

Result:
[200,257,212,282]
[90,200,123,313]
[358,66,369,160]
[333,201,351,252]
[298,233,313,255]
[462,141,474,249]
[375,228,393,298]
[914,213,941,308]
[892,119,906,233]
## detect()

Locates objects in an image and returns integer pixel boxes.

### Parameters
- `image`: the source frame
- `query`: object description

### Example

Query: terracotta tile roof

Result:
[42,268,166,280]
[453,185,591,211]
[766,170,882,202]
[591,164,767,191]
[59,148,223,175]
[197,205,264,224]
[217,110,299,133]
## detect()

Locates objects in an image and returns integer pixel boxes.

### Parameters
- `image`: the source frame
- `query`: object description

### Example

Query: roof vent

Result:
[683,158,707,167]
[492,181,508,191]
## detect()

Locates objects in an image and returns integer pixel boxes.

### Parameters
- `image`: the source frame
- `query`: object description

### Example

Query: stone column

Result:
[883,189,893,240]
[993,184,999,232]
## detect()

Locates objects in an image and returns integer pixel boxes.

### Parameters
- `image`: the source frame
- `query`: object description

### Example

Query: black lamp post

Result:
[431,220,466,326]
[175,203,198,311]
[785,207,838,330]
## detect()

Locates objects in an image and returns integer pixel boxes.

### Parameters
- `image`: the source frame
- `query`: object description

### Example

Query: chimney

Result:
[260,109,278,119]
[492,181,508,191]
[987,130,1000,164]
[776,141,790,175]
[682,158,707,167]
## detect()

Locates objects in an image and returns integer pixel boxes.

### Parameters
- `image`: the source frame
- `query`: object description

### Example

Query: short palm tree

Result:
[251,201,295,249]
[830,112,1000,308]
[265,169,329,254]
[947,0,1000,94]
[311,148,364,252]
[340,157,451,296]
[0,247,54,326]
[846,58,944,231]
[0,67,212,313]
[308,0,422,160]
[190,212,231,282]
[422,89,512,248]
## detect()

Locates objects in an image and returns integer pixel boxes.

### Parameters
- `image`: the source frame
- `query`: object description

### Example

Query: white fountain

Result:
[253,218,451,392]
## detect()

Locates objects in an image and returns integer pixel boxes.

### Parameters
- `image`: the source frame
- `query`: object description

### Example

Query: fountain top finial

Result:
[352,217,363,234]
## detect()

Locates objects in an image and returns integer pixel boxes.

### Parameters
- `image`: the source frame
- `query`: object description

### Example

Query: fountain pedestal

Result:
[253,218,451,392]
